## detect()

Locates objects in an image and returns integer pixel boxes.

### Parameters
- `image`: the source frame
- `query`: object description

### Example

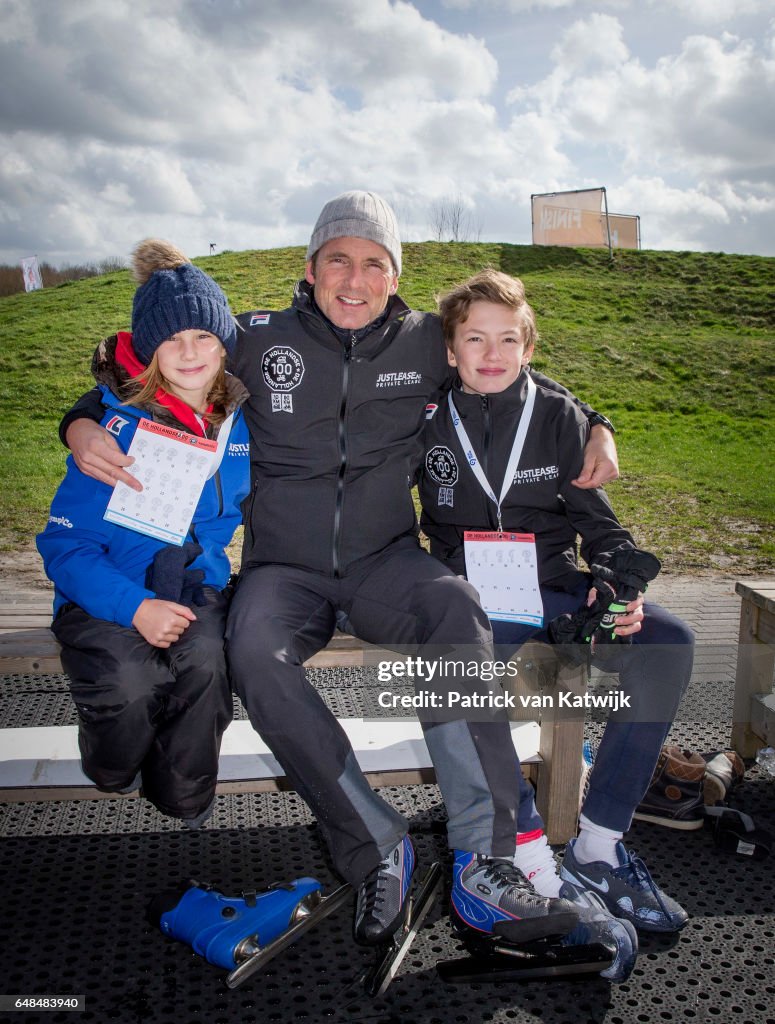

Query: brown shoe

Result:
[701,749,745,806]
[633,746,705,830]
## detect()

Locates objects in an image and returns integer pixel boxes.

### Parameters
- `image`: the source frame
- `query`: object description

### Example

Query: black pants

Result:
[226,539,523,886]
[53,588,233,820]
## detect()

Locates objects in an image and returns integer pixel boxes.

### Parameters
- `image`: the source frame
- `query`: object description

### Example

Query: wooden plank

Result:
[750,693,775,748]
[0,628,393,674]
[731,596,775,756]
[535,659,587,845]
[757,606,775,648]
[734,581,775,615]
[0,718,541,799]
[0,614,53,630]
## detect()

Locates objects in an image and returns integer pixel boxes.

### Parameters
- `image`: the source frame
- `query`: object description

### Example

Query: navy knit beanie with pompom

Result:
[130,239,237,365]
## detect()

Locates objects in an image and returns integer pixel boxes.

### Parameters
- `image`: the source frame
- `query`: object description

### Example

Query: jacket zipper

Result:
[480,396,499,530]
[481,396,491,471]
[332,337,354,577]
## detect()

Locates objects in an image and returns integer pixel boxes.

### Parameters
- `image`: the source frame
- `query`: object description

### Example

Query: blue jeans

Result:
[495,583,695,836]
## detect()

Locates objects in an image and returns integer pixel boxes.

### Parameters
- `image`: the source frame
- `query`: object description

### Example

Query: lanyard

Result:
[447,372,536,532]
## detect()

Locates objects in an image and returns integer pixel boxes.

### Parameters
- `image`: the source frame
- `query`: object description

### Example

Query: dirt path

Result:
[0,532,756,602]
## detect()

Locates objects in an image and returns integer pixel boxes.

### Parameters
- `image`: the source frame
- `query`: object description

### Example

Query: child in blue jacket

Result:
[37,240,249,826]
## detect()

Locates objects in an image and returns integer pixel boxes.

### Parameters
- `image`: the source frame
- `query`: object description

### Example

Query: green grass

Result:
[1,243,773,574]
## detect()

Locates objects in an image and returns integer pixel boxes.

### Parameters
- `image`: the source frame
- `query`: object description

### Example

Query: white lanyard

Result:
[447,372,536,532]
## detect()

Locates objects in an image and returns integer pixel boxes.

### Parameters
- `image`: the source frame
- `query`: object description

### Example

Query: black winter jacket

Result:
[419,371,634,590]
[231,284,448,574]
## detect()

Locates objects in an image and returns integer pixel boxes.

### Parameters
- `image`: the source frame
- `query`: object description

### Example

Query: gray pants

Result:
[226,539,522,885]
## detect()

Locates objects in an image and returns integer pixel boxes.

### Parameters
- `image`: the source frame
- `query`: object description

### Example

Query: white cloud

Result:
[548,12,629,71]
[647,0,773,25]
[440,0,626,11]
[0,0,773,263]
[541,24,775,180]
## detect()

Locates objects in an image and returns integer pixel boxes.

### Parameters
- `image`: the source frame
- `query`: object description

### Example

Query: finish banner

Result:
[532,188,608,248]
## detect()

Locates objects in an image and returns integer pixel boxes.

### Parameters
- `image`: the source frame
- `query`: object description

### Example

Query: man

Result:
[62,192,629,953]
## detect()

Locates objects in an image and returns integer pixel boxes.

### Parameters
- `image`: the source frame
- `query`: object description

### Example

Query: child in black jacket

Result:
[419,270,695,968]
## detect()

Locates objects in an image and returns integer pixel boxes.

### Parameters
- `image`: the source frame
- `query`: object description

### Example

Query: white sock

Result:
[513,829,563,897]
[573,814,623,868]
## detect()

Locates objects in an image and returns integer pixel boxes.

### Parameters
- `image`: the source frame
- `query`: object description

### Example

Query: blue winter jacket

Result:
[37,379,250,628]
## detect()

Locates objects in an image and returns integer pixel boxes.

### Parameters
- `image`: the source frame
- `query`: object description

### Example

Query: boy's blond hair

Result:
[438,269,539,350]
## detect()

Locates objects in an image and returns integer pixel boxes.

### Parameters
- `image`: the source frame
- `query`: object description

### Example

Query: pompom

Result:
[131,238,189,285]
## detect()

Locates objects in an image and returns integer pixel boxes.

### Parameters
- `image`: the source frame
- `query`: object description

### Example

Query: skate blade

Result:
[437,941,614,984]
[493,911,580,944]
[364,861,443,998]
[225,883,352,989]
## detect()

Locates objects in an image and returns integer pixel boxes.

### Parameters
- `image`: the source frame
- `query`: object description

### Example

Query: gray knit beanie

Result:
[306,190,402,275]
[131,239,237,365]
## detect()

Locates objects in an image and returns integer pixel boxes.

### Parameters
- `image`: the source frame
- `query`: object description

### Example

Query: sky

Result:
[1,0,774,267]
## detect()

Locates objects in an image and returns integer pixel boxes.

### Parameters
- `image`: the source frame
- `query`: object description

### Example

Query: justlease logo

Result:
[375,371,423,388]
[512,464,559,483]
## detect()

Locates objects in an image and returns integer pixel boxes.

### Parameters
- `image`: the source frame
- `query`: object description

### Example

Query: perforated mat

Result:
[2,578,774,1023]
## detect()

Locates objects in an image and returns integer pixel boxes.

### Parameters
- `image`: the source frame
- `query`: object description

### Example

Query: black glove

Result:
[145,542,207,607]
[548,547,661,657]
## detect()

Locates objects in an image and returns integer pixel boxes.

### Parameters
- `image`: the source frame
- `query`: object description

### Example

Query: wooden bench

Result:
[731,580,775,757]
[0,601,587,843]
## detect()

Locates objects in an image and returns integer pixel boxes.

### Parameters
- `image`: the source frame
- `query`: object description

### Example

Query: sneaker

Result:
[451,852,579,943]
[633,745,705,830]
[702,749,745,806]
[353,835,415,946]
[559,881,639,983]
[560,838,688,934]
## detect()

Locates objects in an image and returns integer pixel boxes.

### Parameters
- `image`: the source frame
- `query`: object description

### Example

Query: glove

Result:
[145,542,207,607]
[548,547,661,659]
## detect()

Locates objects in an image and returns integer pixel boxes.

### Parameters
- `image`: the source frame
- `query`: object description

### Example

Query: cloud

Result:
[0,0,504,262]
[647,0,773,25]
[513,19,775,181]
[440,0,626,11]
[502,13,775,251]
[1,0,773,263]
[547,11,629,71]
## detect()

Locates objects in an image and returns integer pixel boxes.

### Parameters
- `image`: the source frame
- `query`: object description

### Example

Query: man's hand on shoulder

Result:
[66,419,142,492]
[572,423,619,490]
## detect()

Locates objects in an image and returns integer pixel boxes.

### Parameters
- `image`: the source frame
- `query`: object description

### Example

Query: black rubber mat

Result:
[2,630,774,1023]
[1,775,773,1024]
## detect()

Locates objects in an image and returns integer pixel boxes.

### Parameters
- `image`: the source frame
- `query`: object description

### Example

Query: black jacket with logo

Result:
[419,371,634,589]
[231,283,450,575]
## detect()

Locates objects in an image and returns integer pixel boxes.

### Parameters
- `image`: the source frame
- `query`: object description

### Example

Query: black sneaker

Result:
[451,852,578,943]
[353,835,415,946]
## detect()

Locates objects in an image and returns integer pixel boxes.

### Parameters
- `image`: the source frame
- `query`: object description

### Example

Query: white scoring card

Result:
[463,531,543,626]
[104,419,217,544]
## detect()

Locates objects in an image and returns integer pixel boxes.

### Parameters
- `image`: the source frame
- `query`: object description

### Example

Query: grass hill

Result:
[1,242,773,575]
